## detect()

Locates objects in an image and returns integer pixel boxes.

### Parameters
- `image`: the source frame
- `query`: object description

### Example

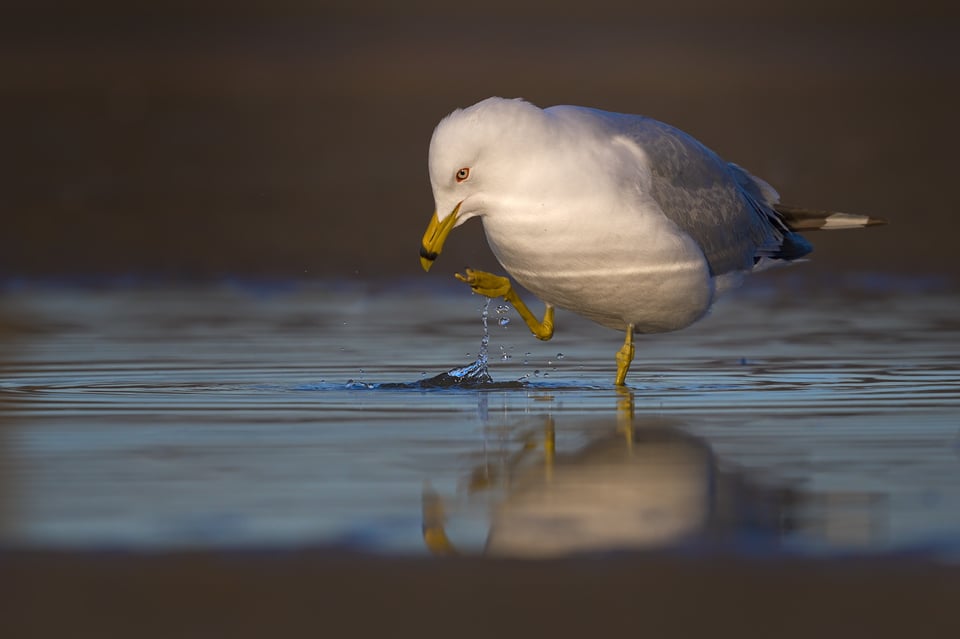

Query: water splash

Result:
[439,298,494,384]
[376,298,528,389]
[496,303,511,327]
[388,298,494,388]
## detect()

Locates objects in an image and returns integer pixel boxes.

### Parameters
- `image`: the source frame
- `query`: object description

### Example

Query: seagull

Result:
[419,97,884,385]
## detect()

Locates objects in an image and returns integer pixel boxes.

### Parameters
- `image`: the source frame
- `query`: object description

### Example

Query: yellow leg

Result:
[614,324,635,386]
[455,268,554,340]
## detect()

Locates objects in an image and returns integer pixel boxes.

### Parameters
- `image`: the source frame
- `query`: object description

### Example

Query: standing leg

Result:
[614,324,635,386]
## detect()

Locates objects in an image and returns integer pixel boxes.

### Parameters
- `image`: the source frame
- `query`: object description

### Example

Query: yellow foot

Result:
[614,324,635,386]
[454,268,511,298]
[455,268,555,341]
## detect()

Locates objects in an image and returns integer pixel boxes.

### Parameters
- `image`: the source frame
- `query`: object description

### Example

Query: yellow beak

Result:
[419,203,460,272]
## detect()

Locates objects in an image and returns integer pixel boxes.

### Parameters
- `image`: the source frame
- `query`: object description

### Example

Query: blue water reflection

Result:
[0,284,958,559]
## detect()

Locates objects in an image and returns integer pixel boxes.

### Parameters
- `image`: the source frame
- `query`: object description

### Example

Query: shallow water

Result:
[0,281,958,559]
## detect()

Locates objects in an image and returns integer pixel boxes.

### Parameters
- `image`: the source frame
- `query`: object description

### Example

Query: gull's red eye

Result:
[455,168,470,183]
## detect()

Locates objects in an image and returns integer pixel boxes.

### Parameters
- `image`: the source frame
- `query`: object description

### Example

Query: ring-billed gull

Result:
[419,97,884,385]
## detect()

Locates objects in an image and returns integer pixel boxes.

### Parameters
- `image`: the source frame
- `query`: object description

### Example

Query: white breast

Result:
[481,201,714,333]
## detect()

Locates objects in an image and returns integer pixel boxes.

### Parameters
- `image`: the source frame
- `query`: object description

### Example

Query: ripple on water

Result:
[0,285,958,557]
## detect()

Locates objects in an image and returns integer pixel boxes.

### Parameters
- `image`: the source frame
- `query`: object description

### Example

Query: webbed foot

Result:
[454,268,512,298]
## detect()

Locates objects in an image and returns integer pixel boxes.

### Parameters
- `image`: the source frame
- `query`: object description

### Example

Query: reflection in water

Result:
[425,391,807,557]
[1,286,956,555]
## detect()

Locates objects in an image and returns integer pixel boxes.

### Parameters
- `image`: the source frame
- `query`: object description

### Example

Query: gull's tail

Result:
[774,204,888,231]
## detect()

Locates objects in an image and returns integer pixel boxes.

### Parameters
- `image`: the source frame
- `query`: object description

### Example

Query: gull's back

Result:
[547,105,812,276]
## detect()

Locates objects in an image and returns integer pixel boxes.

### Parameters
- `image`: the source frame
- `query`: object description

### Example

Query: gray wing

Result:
[605,113,805,274]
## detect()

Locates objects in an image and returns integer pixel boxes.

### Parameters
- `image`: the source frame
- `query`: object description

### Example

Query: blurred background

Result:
[2,1,958,285]
[4,7,960,632]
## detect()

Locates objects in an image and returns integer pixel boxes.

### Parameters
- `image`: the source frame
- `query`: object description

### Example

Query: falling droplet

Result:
[496,304,510,314]
[534,369,541,376]
[557,353,565,360]
[498,316,510,327]
[478,297,491,367]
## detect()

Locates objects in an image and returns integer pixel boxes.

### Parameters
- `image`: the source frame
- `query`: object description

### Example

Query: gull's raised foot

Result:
[455,268,512,298]
[455,268,555,341]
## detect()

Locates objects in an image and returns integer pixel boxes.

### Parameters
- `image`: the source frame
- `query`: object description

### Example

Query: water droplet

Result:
[496,304,510,314]
[543,372,549,377]
[534,369,541,376]
[501,353,511,361]
[498,316,510,327]
[557,353,565,359]
[547,360,552,365]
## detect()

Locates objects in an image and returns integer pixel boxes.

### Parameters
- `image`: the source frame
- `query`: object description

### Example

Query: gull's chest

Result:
[479,208,713,332]
[480,203,690,281]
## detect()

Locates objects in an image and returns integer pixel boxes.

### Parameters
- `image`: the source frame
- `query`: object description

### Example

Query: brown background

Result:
[3,2,958,284]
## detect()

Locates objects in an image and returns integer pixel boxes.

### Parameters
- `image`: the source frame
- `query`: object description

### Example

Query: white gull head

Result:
[428,97,588,228]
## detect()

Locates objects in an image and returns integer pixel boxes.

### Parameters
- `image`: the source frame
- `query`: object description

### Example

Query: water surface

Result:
[0,281,958,558]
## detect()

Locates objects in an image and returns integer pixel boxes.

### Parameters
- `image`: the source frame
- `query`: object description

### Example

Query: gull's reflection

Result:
[425,390,799,557]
